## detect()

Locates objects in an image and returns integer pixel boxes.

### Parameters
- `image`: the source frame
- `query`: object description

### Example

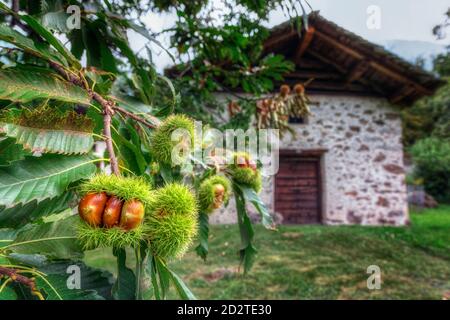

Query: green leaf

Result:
[0,123,94,155]
[0,137,29,166]
[159,163,174,183]
[0,191,76,229]
[147,255,161,300]
[19,14,81,68]
[0,228,18,248]
[238,185,275,229]
[0,284,17,300]
[234,186,257,274]
[112,123,146,175]
[157,75,177,109]
[0,69,91,104]
[154,257,170,299]
[0,154,96,207]
[5,215,82,260]
[168,267,196,300]
[112,95,153,114]
[35,260,113,300]
[41,10,70,33]
[0,23,67,65]
[152,256,195,300]
[112,248,136,300]
[69,29,84,59]
[195,212,210,261]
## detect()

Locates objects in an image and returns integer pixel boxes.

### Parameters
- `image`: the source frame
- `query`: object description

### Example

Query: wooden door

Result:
[275,154,322,224]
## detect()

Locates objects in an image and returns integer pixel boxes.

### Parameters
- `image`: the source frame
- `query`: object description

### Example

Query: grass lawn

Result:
[85,205,450,300]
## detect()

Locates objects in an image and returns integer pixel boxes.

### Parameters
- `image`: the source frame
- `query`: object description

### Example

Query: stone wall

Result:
[210,94,409,226]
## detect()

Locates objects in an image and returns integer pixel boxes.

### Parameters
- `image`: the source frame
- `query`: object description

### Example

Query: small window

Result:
[289,115,307,124]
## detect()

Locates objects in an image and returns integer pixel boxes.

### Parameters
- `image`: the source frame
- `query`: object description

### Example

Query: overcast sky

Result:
[131,0,450,71]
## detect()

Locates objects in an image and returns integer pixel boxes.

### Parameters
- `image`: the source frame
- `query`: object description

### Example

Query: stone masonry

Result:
[210,94,409,226]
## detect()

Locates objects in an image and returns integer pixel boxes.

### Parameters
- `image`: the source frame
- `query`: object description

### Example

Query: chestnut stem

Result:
[0,266,41,298]
[102,107,120,175]
[135,246,143,300]
[113,105,161,129]
[48,62,168,176]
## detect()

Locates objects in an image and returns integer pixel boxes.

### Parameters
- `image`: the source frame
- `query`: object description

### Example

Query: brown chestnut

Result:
[120,199,145,230]
[103,196,123,228]
[212,184,226,209]
[78,192,108,227]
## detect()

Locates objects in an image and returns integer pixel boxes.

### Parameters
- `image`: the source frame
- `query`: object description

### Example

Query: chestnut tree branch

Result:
[49,62,121,175]
[0,266,43,299]
[112,105,161,129]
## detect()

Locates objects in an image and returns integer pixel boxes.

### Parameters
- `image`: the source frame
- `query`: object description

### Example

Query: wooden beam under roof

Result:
[307,50,386,96]
[263,29,297,52]
[294,27,315,62]
[313,29,432,95]
[345,60,370,84]
[389,85,416,104]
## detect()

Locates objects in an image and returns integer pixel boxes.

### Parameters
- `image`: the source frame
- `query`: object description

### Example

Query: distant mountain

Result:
[380,40,447,71]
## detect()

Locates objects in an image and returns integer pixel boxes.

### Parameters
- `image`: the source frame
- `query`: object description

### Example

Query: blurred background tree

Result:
[403,7,450,203]
[0,0,308,129]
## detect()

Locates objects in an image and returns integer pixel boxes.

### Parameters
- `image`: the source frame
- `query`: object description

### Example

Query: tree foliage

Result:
[403,8,450,203]
[0,0,306,300]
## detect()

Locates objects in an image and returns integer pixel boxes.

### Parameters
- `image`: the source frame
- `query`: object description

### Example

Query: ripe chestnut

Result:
[212,184,226,209]
[103,196,123,228]
[120,199,145,230]
[280,84,291,97]
[78,192,108,227]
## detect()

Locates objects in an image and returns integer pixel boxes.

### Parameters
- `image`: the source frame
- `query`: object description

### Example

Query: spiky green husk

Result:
[79,174,153,203]
[144,183,198,259]
[198,175,231,213]
[77,221,144,250]
[0,106,94,132]
[231,167,262,192]
[147,183,197,218]
[144,214,197,259]
[228,152,262,192]
[150,114,195,165]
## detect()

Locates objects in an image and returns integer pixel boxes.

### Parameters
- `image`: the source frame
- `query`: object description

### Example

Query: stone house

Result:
[209,13,443,226]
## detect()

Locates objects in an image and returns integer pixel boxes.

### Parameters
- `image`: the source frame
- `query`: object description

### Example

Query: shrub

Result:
[410,137,450,203]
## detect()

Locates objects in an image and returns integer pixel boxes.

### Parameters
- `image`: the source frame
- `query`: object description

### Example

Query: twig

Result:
[0,266,43,299]
[112,105,161,129]
[8,0,33,35]
[49,62,120,175]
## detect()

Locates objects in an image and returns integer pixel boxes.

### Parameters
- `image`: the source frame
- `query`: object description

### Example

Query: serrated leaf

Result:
[5,215,82,259]
[0,228,17,248]
[0,191,76,229]
[0,23,67,65]
[33,260,114,300]
[0,70,91,104]
[19,14,81,68]
[1,123,94,155]
[0,154,96,207]
[0,137,29,166]
[36,277,104,300]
